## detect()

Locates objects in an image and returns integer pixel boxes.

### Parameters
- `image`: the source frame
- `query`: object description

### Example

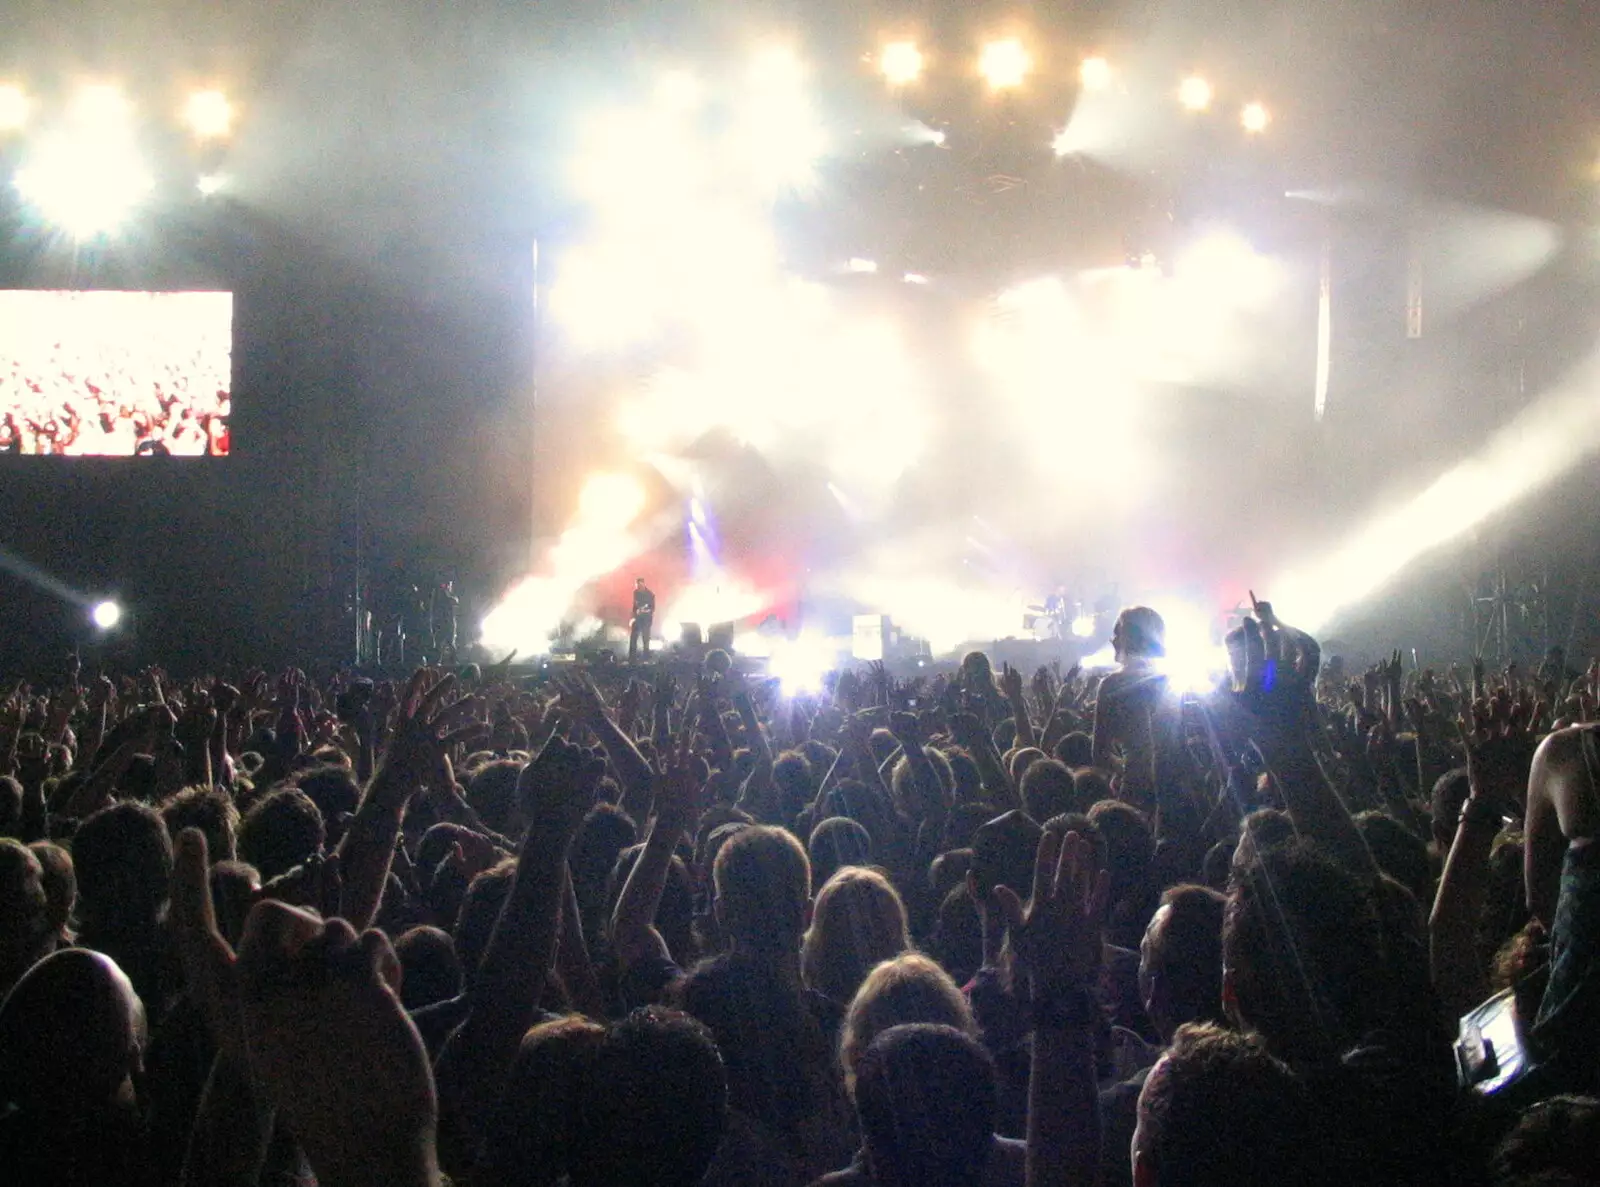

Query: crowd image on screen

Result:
[0,291,232,457]
[3,604,1600,1187]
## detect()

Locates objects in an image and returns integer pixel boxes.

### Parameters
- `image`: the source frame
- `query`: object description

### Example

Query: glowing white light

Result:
[847,257,878,273]
[196,173,226,196]
[1080,645,1116,670]
[768,632,836,694]
[15,135,153,238]
[835,572,1022,655]
[1071,614,1096,638]
[1271,350,1600,634]
[480,472,648,653]
[1178,75,1213,112]
[183,89,233,139]
[1079,56,1112,90]
[979,39,1031,90]
[904,121,946,147]
[903,272,929,285]
[1147,601,1228,693]
[734,630,774,658]
[880,41,924,86]
[1052,126,1075,157]
[1240,101,1270,133]
[0,84,30,131]
[663,575,767,632]
[91,600,122,630]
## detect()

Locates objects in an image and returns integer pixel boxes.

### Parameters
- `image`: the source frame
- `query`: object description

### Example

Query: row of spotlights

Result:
[0,82,234,139]
[881,40,1115,92]
[877,44,1269,129]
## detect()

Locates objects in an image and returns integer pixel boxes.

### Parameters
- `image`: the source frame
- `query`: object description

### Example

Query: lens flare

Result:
[15,135,152,238]
[1240,101,1270,133]
[768,631,837,693]
[183,89,234,139]
[1178,75,1213,112]
[1071,614,1096,638]
[879,41,924,86]
[979,39,1031,90]
[1079,56,1112,90]
[16,83,151,237]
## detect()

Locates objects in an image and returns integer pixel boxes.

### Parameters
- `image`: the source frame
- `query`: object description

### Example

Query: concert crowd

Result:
[1,342,231,456]
[1,603,1599,1187]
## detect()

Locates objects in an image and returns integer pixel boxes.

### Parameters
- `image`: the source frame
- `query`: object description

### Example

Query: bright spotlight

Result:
[196,172,226,196]
[183,89,234,139]
[1240,101,1270,133]
[15,134,153,238]
[979,39,1031,90]
[847,257,878,274]
[1178,75,1213,112]
[1071,614,1096,638]
[902,272,929,285]
[880,40,924,86]
[1079,56,1112,90]
[768,632,835,694]
[0,84,30,132]
[91,600,122,630]
[1051,126,1075,157]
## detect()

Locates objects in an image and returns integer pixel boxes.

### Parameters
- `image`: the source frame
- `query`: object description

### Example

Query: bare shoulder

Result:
[1532,724,1600,840]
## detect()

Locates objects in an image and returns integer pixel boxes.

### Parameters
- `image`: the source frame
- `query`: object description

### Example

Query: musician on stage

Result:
[629,577,656,663]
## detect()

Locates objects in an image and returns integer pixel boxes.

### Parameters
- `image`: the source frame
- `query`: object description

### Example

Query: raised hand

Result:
[993,829,1109,1000]
[556,672,608,721]
[517,733,606,840]
[375,669,487,802]
[172,829,246,1055]
[1224,611,1321,737]
[1459,689,1537,808]
[236,900,438,1187]
[1000,662,1026,705]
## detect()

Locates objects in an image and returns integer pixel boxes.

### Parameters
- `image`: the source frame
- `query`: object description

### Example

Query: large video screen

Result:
[0,290,232,456]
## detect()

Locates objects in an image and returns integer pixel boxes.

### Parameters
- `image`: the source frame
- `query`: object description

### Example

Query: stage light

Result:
[0,84,30,132]
[196,172,226,196]
[183,89,234,139]
[979,39,1031,90]
[1071,614,1096,638]
[1178,75,1213,112]
[733,630,773,658]
[15,134,153,238]
[1079,56,1112,90]
[768,632,835,694]
[880,40,924,86]
[1148,601,1228,692]
[91,600,122,630]
[847,257,878,273]
[1240,101,1270,133]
